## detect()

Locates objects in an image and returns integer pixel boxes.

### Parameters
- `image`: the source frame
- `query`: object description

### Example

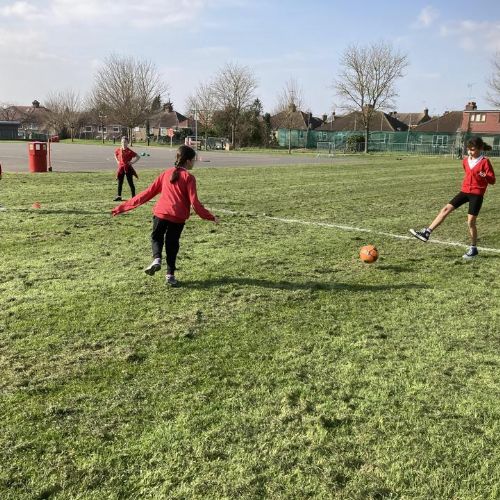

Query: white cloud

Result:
[0,0,211,27]
[414,6,439,28]
[440,20,500,52]
[0,1,40,18]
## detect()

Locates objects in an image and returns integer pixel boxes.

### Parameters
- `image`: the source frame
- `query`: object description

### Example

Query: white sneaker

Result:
[144,259,161,275]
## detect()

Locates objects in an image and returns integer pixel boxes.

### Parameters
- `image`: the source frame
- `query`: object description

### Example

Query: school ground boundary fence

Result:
[315,131,500,157]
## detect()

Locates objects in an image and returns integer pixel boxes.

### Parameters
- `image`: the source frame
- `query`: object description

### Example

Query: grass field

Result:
[0,156,499,499]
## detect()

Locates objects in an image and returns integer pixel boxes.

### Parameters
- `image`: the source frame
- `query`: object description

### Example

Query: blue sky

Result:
[1,0,499,116]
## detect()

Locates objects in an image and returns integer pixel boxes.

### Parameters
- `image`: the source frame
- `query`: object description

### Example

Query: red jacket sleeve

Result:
[187,175,215,221]
[484,159,496,185]
[112,172,164,216]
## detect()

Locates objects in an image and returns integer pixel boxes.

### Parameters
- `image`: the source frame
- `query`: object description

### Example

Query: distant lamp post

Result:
[98,113,107,144]
[70,125,75,143]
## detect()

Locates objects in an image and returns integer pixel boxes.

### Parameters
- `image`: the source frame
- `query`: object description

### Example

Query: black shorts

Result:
[449,191,483,216]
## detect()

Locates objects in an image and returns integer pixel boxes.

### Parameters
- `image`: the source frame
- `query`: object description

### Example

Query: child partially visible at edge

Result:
[410,136,496,259]
[114,136,140,201]
[111,145,219,286]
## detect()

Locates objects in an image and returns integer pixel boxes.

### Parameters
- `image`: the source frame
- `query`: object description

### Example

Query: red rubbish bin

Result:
[28,142,48,173]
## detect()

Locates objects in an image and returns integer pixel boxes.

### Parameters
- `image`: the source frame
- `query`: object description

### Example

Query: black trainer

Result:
[462,246,479,260]
[113,196,122,202]
[166,274,178,286]
[409,228,431,242]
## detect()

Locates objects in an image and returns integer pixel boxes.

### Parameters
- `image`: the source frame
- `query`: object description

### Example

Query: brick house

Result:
[460,101,500,150]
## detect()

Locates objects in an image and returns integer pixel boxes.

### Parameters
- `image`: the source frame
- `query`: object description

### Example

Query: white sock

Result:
[153,258,161,265]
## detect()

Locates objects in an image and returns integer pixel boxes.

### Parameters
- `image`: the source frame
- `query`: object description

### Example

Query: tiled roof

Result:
[150,110,192,128]
[412,111,463,133]
[270,110,323,130]
[393,112,431,126]
[316,110,408,132]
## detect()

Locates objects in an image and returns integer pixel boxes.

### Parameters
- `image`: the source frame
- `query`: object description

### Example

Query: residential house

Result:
[411,110,464,153]
[460,101,500,151]
[136,101,194,142]
[4,100,52,139]
[389,108,432,128]
[312,109,408,150]
[270,104,324,148]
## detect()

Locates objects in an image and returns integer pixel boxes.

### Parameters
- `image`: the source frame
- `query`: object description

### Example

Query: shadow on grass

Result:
[182,276,430,292]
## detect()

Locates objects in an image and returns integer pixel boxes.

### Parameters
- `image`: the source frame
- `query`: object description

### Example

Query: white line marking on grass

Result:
[212,208,500,254]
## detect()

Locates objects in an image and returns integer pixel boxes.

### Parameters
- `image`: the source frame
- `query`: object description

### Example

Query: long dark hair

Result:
[170,145,196,183]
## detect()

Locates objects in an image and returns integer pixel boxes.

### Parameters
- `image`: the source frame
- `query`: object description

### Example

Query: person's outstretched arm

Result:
[112,172,164,216]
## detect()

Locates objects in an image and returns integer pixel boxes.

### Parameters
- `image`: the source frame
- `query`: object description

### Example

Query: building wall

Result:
[461,111,500,134]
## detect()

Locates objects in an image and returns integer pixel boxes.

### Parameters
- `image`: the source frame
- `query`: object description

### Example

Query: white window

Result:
[85,126,92,132]
[113,127,119,132]
[98,126,107,132]
[471,113,486,122]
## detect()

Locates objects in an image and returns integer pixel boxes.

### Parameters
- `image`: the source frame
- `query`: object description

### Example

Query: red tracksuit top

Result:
[112,167,215,223]
[115,147,139,177]
[461,156,496,195]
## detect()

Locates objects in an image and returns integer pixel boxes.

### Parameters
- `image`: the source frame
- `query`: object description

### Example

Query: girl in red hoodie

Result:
[410,136,496,259]
[112,145,219,286]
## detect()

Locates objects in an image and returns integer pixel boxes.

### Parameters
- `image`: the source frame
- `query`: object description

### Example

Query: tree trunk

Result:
[364,127,369,153]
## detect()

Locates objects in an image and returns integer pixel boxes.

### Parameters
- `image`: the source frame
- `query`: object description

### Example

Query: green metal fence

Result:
[313,131,500,157]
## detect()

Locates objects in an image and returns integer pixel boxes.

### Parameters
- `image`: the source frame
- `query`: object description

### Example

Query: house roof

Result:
[270,110,323,130]
[150,109,193,129]
[412,111,463,133]
[392,112,431,127]
[5,105,50,124]
[316,110,408,132]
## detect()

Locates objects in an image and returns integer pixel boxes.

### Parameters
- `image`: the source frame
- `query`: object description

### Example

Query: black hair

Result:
[171,145,196,183]
[467,136,491,152]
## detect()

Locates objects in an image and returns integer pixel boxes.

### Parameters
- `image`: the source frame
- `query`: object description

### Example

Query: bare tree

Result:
[273,77,305,114]
[272,78,307,153]
[334,41,408,152]
[89,54,167,142]
[186,82,219,148]
[0,103,18,121]
[44,90,82,141]
[486,52,500,108]
[211,62,258,146]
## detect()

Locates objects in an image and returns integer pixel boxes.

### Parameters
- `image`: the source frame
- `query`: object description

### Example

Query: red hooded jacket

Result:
[461,156,496,195]
[111,167,215,223]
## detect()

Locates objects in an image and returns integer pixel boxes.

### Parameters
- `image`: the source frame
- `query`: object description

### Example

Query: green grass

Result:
[0,157,499,499]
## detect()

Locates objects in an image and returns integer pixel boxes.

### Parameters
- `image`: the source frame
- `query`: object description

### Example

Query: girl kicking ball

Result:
[112,145,219,286]
[410,136,496,259]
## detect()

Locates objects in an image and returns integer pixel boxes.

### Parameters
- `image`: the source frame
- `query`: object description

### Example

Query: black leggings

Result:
[117,172,135,197]
[151,216,185,274]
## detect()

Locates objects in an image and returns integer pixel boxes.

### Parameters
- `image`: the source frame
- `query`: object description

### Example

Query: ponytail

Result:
[170,145,196,183]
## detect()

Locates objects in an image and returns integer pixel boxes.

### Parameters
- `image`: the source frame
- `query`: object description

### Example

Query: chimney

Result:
[163,101,173,112]
[288,102,297,113]
[332,111,336,121]
[423,108,429,117]
[322,114,328,123]
[465,101,477,111]
[32,100,40,108]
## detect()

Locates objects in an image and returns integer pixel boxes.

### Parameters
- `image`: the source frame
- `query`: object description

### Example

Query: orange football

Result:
[360,245,379,263]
